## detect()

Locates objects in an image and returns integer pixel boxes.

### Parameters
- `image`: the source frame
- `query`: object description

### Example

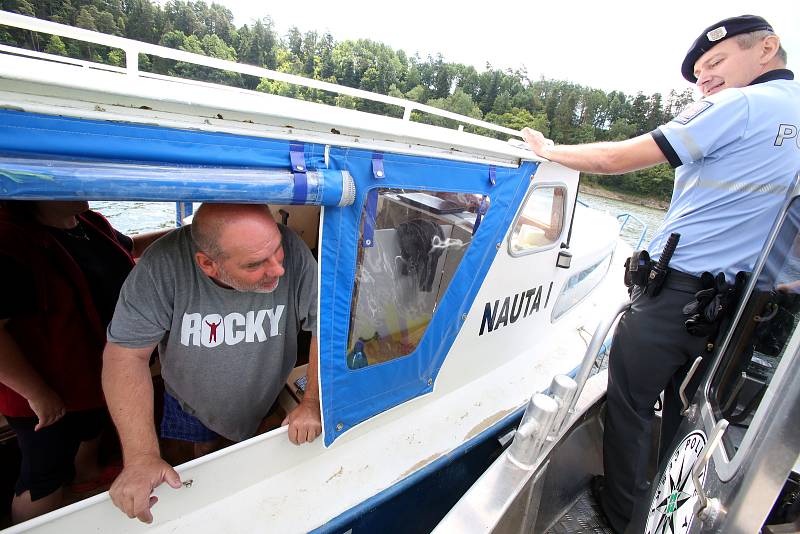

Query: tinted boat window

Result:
[710,198,800,457]
[346,189,486,368]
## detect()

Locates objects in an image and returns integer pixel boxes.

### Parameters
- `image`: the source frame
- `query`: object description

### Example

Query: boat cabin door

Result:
[642,188,800,534]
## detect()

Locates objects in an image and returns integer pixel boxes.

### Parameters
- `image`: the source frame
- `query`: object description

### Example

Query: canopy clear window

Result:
[347,189,487,368]
[508,186,566,255]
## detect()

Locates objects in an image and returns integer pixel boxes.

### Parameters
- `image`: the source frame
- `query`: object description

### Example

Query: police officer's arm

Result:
[102,342,182,523]
[283,336,322,445]
[521,128,667,174]
[0,319,66,430]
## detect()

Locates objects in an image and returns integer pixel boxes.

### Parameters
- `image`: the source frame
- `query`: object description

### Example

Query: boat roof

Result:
[0,11,540,168]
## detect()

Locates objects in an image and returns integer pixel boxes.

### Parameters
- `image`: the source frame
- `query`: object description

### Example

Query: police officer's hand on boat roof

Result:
[520,127,555,159]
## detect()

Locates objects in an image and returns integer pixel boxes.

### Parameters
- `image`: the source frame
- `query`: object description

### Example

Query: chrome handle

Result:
[692,419,729,524]
[680,356,703,416]
[508,393,558,468]
[568,300,630,420]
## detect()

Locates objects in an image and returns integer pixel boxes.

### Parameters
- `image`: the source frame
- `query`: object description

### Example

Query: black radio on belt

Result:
[623,250,652,288]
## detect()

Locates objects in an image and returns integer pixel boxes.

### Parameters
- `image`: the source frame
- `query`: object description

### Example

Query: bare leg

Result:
[11,488,64,524]
[192,438,225,458]
[73,437,102,483]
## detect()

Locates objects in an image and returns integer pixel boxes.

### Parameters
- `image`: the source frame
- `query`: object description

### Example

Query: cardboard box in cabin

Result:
[278,364,308,413]
[269,206,320,251]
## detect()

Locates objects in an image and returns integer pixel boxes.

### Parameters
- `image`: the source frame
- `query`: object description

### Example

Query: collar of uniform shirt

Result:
[749,69,795,86]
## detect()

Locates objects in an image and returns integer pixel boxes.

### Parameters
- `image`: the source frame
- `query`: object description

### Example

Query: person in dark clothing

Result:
[0,201,164,523]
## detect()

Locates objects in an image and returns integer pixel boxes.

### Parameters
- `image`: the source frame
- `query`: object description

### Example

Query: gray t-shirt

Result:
[108,224,317,441]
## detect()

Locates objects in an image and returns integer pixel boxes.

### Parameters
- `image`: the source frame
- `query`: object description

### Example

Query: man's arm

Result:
[102,341,181,523]
[521,128,667,175]
[282,336,321,445]
[0,319,65,430]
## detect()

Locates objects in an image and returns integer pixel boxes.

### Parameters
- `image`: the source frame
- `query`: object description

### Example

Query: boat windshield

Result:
[710,197,800,457]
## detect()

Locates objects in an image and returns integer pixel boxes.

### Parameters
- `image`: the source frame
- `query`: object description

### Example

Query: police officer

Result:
[521,14,800,533]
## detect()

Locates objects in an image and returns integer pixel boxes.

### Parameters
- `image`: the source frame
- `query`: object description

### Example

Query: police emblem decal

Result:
[673,101,713,125]
[645,430,708,534]
[707,26,727,42]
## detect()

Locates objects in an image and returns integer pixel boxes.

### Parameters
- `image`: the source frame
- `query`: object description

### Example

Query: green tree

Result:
[44,34,68,56]
[95,10,121,35]
[405,85,426,103]
[419,88,482,128]
[107,48,125,66]
[204,3,234,44]
[286,26,302,59]
[628,92,650,135]
[0,0,682,202]
[645,93,664,131]
[238,17,278,72]
[476,67,502,114]
[164,0,202,38]
[318,32,335,79]
[606,118,637,141]
[484,108,548,138]
[123,0,160,43]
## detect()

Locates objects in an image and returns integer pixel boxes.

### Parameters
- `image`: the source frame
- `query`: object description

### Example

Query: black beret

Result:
[681,15,774,82]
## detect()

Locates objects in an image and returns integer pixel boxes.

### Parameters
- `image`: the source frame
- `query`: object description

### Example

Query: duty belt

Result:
[661,269,703,293]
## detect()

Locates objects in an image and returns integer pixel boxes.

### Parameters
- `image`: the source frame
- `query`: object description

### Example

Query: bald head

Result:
[191,203,276,260]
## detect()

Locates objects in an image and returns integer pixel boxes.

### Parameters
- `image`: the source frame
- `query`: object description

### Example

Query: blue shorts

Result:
[160,391,218,443]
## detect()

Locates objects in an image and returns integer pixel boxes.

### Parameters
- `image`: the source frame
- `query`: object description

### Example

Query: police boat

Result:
[0,11,633,533]
[436,181,800,528]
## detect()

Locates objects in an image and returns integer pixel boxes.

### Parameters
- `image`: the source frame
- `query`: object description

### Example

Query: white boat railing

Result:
[617,212,648,249]
[0,10,521,139]
[434,300,630,533]
[509,299,628,467]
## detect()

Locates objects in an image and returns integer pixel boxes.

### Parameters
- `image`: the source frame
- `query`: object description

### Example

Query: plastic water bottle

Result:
[347,340,368,369]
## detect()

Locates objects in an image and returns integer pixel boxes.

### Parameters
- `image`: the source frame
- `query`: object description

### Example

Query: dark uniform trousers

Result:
[601,271,707,533]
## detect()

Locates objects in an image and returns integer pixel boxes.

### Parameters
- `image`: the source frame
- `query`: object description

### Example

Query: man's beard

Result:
[216,266,280,294]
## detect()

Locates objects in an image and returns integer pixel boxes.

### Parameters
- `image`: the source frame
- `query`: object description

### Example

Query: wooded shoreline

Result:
[579,183,670,211]
[1,0,689,204]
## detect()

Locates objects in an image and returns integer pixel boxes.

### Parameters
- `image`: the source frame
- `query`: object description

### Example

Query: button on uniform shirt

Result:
[649,70,800,279]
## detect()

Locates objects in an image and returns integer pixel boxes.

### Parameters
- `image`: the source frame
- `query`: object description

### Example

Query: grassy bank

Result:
[578,182,670,211]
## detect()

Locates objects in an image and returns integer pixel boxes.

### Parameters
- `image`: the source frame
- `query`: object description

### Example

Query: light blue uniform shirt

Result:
[648,70,800,279]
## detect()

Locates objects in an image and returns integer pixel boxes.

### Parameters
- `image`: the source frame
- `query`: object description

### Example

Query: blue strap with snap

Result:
[290,141,308,203]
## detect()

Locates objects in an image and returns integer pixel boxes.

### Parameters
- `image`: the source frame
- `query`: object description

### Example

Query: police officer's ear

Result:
[759,34,782,66]
[195,250,220,279]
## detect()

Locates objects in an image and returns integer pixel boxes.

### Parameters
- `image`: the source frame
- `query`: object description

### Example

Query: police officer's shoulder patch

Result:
[672,100,713,125]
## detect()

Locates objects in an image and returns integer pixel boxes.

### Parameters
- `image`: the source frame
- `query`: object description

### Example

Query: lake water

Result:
[92,193,667,250]
[577,193,667,249]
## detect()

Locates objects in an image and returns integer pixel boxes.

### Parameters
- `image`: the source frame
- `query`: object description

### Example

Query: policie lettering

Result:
[774,124,800,148]
[180,307,285,347]
[479,282,553,336]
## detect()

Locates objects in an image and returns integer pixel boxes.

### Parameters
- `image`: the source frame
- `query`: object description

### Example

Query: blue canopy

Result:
[0,109,348,205]
[320,147,537,445]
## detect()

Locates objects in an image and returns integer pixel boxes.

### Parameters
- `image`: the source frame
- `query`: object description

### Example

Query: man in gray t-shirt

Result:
[102,203,320,524]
